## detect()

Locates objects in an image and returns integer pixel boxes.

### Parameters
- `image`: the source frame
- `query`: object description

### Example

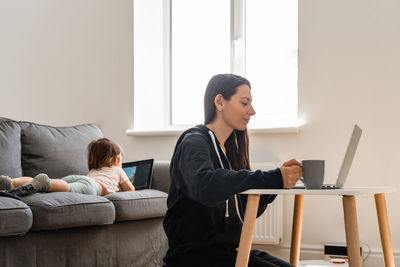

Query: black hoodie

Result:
[163,125,284,266]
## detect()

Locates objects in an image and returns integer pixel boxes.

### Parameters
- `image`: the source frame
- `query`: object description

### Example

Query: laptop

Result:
[122,159,154,190]
[295,124,362,189]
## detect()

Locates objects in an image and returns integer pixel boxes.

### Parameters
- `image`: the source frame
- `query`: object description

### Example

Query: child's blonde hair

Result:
[87,138,123,170]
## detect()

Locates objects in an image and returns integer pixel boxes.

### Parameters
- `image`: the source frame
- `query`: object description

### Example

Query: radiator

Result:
[251,162,283,245]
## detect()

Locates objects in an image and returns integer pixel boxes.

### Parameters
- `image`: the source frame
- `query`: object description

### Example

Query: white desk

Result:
[235,187,396,267]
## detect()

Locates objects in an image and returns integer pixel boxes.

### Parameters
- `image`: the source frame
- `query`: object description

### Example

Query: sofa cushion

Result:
[0,197,33,236]
[19,122,103,178]
[0,118,23,178]
[105,189,167,221]
[21,192,115,231]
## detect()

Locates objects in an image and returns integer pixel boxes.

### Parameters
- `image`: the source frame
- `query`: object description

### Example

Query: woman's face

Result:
[221,84,256,131]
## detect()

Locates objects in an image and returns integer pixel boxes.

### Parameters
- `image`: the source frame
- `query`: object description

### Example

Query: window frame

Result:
[130,0,299,136]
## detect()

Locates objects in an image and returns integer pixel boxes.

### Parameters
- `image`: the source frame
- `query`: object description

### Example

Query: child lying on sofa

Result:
[0,138,135,197]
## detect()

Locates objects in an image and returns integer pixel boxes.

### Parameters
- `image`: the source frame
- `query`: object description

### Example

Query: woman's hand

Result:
[280,159,303,189]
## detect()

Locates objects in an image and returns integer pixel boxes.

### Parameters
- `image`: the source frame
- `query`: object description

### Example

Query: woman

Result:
[163,74,303,267]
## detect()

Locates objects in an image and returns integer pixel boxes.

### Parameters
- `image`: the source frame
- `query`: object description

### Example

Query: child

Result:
[0,138,135,197]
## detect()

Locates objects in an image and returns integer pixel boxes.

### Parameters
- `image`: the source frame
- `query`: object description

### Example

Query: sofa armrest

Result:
[151,161,170,193]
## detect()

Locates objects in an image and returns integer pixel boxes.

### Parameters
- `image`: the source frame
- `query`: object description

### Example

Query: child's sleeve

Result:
[118,167,129,183]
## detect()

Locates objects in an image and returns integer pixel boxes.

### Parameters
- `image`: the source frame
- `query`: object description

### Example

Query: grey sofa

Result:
[0,118,170,267]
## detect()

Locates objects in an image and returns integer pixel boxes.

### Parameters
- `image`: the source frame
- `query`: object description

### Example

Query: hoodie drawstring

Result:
[208,131,243,223]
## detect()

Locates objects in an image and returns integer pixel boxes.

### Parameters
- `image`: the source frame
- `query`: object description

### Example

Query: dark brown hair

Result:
[204,74,251,170]
[87,138,123,170]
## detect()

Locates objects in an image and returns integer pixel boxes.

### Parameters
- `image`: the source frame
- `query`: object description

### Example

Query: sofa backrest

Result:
[0,118,23,177]
[0,117,104,179]
[151,161,171,193]
[19,121,103,178]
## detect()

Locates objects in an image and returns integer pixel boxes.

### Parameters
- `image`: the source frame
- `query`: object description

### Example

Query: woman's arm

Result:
[120,180,135,191]
[175,134,283,206]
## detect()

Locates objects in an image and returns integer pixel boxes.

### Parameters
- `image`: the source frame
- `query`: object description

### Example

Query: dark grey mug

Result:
[300,160,325,189]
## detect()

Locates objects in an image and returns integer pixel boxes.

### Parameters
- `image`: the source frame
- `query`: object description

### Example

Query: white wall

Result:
[252,1,400,265]
[0,0,135,155]
[1,0,399,265]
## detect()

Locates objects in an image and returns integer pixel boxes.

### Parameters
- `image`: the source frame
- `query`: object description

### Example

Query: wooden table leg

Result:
[235,194,260,267]
[375,193,395,267]
[342,196,362,267]
[290,194,304,266]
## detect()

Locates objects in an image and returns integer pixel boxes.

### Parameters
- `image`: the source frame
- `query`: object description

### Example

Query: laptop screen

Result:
[122,159,154,190]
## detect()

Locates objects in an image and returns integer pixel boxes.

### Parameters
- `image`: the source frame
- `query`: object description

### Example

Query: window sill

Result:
[126,126,299,137]
[126,128,186,137]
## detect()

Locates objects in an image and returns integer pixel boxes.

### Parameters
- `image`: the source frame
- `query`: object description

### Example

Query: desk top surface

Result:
[241,186,396,196]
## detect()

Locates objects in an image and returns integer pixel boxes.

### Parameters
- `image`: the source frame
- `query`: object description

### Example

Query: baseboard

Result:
[252,243,400,267]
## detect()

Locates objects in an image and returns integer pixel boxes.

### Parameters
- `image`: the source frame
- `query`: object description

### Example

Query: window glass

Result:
[134,0,165,130]
[246,0,298,128]
[171,0,230,126]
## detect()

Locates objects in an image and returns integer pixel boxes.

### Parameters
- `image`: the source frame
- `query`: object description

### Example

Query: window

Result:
[171,0,230,126]
[132,0,298,134]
